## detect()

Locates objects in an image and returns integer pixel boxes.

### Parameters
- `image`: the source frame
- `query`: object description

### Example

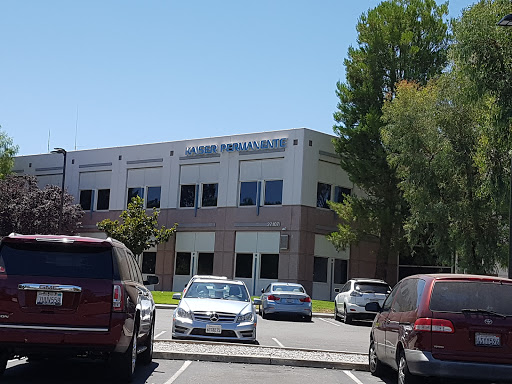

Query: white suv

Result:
[334,278,390,324]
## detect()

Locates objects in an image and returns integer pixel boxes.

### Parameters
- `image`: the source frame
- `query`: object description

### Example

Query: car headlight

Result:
[237,312,253,323]
[176,308,193,320]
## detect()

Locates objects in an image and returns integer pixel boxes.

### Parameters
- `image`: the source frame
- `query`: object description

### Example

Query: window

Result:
[235,253,253,278]
[180,185,196,208]
[142,252,156,274]
[313,257,328,282]
[333,259,348,284]
[334,186,351,204]
[146,186,161,209]
[264,180,283,205]
[382,283,400,312]
[127,187,144,207]
[317,182,331,208]
[197,253,214,275]
[202,183,218,207]
[240,181,257,206]
[97,189,110,210]
[175,252,191,275]
[260,254,279,279]
[80,190,93,210]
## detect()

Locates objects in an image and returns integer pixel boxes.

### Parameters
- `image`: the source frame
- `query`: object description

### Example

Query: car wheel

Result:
[343,306,352,324]
[398,350,419,384]
[334,303,341,321]
[138,319,154,365]
[0,350,7,377]
[115,323,138,382]
[261,307,267,319]
[369,340,383,376]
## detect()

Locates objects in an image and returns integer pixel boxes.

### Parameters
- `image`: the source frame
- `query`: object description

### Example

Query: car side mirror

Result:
[172,293,182,300]
[365,301,382,313]
[334,288,341,293]
[261,288,264,293]
[144,275,159,285]
[253,298,262,306]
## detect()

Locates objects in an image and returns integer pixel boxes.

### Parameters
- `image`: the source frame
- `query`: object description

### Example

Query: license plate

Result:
[286,299,294,304]
[36,291,63,306]
[206,324,221,334]
[475,332,501,347]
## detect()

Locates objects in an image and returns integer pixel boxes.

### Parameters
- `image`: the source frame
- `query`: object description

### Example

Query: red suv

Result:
[0,234,158,382]
[366,273,512,384]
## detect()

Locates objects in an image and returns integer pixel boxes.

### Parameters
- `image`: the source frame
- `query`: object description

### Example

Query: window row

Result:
[316,183,351,209]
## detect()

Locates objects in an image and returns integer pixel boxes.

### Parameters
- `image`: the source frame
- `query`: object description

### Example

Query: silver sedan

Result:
[260,282,312,321]
[172,278,260,343]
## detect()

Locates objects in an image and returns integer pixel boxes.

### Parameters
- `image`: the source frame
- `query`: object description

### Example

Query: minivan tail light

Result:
[268,295,280,301]
[113,283,124,311]
[413,318,454,333]
[300,296,311,303]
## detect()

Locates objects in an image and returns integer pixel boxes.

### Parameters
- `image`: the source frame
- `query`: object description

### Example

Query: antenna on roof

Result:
[74,105,79,151]
[47,129,50,152]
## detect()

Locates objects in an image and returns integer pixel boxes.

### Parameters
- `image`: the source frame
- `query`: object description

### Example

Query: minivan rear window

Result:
[0,242,113,279]
[430,281,512,316]
[354,283,390,294]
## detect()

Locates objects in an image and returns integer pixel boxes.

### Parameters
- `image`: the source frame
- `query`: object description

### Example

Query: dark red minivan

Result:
[366,273,512,384]
[0,234,158,382]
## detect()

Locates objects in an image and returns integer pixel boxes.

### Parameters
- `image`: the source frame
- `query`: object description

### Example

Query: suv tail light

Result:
[112,283,125,312]
[350,291,362,297]
[414,318,454,333]
[268,295,280,301]
[300,296,311,303]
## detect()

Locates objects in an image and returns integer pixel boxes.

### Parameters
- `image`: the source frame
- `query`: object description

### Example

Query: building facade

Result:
[13,128,389,299]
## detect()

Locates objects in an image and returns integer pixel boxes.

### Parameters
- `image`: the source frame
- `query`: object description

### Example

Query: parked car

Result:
[0,233,159,382]
[365,273,512,384]
[333,278,390,324]
[259,282,312,321]
[182,274,227,295]
[172,278,260,342]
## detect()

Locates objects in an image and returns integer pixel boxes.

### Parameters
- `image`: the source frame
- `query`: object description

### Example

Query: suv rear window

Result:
[430,281,512,316]
[0,242,113,279]
[354,283,389,294]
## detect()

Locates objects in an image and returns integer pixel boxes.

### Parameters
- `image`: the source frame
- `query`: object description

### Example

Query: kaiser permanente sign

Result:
[185,138,287,156]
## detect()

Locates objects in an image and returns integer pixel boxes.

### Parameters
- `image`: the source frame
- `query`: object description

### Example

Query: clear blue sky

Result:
[2,0,476,156]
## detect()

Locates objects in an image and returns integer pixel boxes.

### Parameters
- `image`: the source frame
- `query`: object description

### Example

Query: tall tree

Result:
[329,0,450,281]
[97,196,177,257]
[0,128,18,178]
[0,174,83,236]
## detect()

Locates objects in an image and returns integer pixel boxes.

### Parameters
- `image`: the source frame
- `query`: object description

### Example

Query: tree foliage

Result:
[0,174,83,236]
[330,0,450,280]
[0,128,18,178]
[97,196,177,257]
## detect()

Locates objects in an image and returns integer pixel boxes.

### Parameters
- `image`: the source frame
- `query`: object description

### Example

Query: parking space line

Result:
[272,338,285,348]
[155,331,166,339]
[164,360,192,384]
[318,318,341,327]
[343,370,364,384]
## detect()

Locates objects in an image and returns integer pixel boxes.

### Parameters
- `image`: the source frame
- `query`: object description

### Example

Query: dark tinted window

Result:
[180,185,196,208]
[392,278,419,312]
[115,248,132,281]
[175,252,191,275]
[235,253,253,278]
[382,283,400,312]
[80,189,93,210]
[202,184,218,207]
[197,253,214,275]
[127,187,144,207]
[334,186,351,203]
[240,181,257,206]
[430,281,512,315]
[97,189,110,210]
[334,259,348,284]
[313,257,328,282]
[264,180,283,205]
[127,252,143,283]
[142,251,156,274]
[260,254,279,279]
[316,182,331,208]
[147,186,161,209]
[354,283,390,294]
[0,242,113,279]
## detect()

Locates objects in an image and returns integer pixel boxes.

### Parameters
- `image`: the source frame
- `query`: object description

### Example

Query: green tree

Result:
[0,128,18,178]
[97,196,177,257]
[330,0,450,281]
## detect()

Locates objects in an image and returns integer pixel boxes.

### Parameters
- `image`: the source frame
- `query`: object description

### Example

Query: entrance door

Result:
[172,251,215,292]
[312,257,347,300]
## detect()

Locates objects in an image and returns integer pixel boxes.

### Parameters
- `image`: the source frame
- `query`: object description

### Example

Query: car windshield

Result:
[273,285,304,293]
[430,281,512,316]
[354,283,389,294]
[185,281,249,301]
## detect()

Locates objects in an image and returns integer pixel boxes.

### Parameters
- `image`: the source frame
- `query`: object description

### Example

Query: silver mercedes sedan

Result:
[172,278,260,343]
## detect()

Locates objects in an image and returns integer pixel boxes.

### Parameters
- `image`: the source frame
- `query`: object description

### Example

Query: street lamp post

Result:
[497,14,512,278]
[51,147,67,234]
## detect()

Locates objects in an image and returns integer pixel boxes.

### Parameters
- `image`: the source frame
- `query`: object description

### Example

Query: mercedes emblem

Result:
[209,313,219,322]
